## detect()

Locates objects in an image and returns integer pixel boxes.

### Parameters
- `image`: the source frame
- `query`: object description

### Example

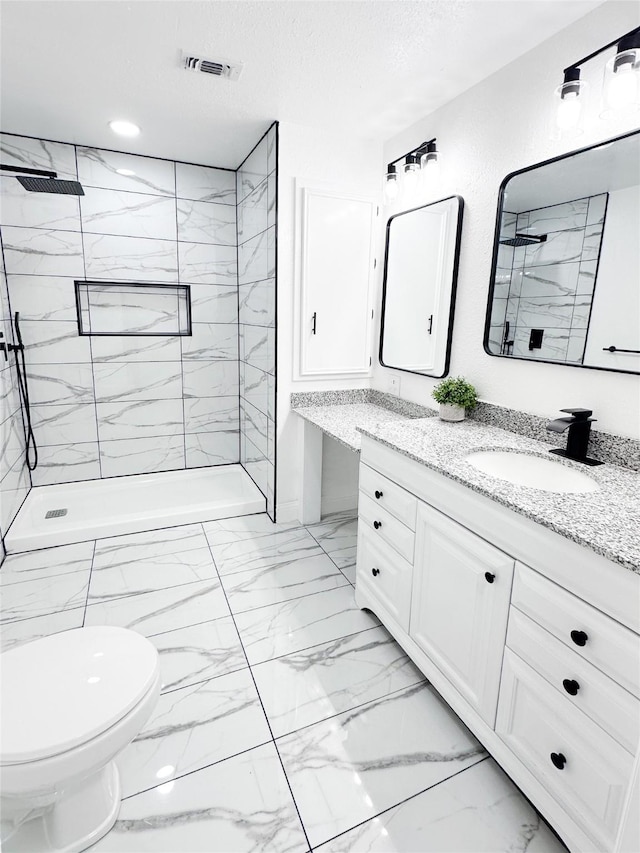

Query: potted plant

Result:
[432,376,478,422]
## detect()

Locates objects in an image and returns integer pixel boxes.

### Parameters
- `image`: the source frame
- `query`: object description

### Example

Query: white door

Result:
[297,185,376,378]
[410,502,514,726]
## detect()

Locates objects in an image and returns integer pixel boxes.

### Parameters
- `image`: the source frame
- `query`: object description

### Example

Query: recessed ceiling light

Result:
[116,168,136,176]
[109,120,140,137]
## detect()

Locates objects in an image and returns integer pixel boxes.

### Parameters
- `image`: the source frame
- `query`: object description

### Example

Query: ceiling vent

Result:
[182,52,243,81]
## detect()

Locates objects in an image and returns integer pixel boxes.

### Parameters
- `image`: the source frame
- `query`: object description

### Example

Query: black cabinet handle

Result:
[373,520,382,530]
[312,312,317,335]
[374,490,383,500]
[428,314,433,335]
[550,752,567,770]
[371,568,380,577]
[484,572,495,584]
[570,630,588,647]
[562,679,580,696]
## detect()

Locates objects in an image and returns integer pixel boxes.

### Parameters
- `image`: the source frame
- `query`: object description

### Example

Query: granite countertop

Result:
[357,417,640,574]
[291,390,437,451]
[293,403,414,451]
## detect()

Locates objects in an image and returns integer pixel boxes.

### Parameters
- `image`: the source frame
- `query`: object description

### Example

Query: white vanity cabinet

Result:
[355,435,640,853]
[410,504,514,726]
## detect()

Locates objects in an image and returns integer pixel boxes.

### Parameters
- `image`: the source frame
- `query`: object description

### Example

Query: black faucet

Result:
[547,408,602,466]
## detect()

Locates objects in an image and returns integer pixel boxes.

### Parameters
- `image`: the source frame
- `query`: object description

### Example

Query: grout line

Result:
[270,677,429,743]
[308,755,490,851]
[120,738,274,802]
[81,539,97,627]
[202,522,313,851]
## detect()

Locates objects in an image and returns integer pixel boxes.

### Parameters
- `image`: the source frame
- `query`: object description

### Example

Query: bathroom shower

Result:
[0,164,85,471]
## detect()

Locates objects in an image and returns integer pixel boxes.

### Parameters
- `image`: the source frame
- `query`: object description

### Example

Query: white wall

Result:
[276,122,381,520]
[373,0,640,439]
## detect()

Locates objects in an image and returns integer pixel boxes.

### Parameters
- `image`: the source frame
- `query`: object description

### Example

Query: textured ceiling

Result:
[0,0,603,168]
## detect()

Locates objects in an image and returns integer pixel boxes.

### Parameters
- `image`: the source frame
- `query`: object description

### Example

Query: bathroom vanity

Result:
[354,418,640,853]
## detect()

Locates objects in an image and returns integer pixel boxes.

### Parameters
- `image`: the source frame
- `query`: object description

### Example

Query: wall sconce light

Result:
[555,25,640,132]
[603,30,640,115]
[384,138,438,203]
[555,68,586,132]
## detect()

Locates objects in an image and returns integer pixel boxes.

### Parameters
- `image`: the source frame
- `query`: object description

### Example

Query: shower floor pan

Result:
[5,464,266,552]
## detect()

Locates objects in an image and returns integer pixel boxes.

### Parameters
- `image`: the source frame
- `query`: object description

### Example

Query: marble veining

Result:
[1,513,567,852]
[358,417,640,572]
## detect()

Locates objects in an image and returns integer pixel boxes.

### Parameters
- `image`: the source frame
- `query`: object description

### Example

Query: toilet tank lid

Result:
[0,627,159,764]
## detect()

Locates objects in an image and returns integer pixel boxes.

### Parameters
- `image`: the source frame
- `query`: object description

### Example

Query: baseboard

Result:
[275,500,300,524]
[277,493,359,525]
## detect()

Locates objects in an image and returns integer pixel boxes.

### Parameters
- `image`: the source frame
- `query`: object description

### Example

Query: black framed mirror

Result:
[379,195,464,378]
[484,130,640,375]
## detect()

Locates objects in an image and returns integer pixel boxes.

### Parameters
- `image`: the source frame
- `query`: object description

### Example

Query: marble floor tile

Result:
[314,758,566,853]
[117,668,271,798]
[306,512,358,569]
[204,517,322,577]
[277,682,485,847]
[234,585,379,666]
[83,579,229,637]
[93,743,308,853]
[252,626,425,738]
[87,547,218,603]
[0,541,95,585]
[340,564,356,586]
[92,524,208,569]
[149,617,247,693]
[0,571,89,623]
[0,607,85,652]
[222,552,350,614]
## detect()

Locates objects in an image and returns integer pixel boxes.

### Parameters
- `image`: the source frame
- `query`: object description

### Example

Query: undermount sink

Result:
[465,450,599,493]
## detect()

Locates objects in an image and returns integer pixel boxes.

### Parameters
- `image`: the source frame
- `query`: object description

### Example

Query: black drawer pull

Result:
[374,490,383,499]
[371,568,380,577]
[562,679,580,696]
[570,630,588,647]
[550,752,566,770]
[484,572,495,584]
[373,520,382,530]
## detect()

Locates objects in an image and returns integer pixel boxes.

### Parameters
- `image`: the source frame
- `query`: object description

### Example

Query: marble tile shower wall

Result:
[237,125,277,519]
[0,133,240,485]
[491,195,606,363]
[0,252,29,556]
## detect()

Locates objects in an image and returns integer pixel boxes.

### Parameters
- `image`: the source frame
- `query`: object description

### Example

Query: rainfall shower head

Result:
[16,175,85,195]
[0,163,84,196]
[500,233,547,247]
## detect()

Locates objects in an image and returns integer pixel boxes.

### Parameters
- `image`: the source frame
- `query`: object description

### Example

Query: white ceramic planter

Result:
[439,403,465,422]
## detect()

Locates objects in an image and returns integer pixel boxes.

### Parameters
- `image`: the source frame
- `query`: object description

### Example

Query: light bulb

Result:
[403,167,420,191]
[556,91,582,130]
[604,53,640,112]
[554,78,586,133]
[384,177,399,202]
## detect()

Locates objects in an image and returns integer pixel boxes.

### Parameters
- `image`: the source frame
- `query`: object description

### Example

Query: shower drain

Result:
[45,508,68,519]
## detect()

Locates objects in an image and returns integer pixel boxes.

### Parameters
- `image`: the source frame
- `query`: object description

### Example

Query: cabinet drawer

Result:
[497,649,635,850]
[512,562,640,698]
[359,463,417,530]
[359,492,415,563]
[356,526,413,631]
[507,608,639,755]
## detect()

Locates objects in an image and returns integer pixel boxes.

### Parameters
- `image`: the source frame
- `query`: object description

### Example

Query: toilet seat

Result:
[1,627,159,765]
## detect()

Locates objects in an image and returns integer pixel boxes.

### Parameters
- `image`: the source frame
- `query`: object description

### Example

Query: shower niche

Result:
[75,281,192,337]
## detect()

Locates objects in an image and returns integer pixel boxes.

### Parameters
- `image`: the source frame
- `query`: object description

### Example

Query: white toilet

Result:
[0,626,161,853]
